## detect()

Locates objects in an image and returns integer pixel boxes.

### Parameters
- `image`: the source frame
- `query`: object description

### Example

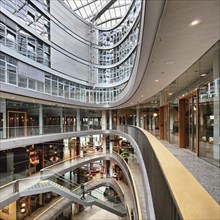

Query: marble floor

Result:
[73,205,126,220]
[159,139,220,204]
[151,130,220,204]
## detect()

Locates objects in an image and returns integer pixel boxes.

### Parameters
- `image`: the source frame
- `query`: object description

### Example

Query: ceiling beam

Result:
[91,0,117,22]
[73,0,99,11]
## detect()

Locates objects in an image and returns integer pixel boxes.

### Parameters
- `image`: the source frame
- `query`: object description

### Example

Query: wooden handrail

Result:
[143,130,219,220]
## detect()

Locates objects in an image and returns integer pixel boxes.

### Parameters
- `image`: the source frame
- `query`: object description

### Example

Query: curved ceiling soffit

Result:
[62,0,164,109]
[56,0,165,109]
[107,0,166,109]
[127,0,220,108]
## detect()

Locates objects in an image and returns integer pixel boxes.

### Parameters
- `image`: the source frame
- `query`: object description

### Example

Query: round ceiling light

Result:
[189,19,201,27]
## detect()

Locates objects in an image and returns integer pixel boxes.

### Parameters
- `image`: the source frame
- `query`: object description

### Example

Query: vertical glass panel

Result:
[18,75,27,88]
[52,78,58,96]
[27,43,36,60]
[8,111,26,138]
[7,64,16,85]
[81,89,86,102]
[70,87,75,99]
[198,41,220,167]
[45,78,51,94]
[0,23,5,44]
[58,82,63,97]
[169,103,179,145]
[0,59,5,82]
[64,83,69,98]
[0,68,5,82]
[199,78,219,167]
[28,78,36,90]
[76,87,80,101]
[6,30,16,49]
[18,34,27,56]
[37,81,44,92]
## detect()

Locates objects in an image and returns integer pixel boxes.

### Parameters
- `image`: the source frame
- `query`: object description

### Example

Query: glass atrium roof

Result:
[63,0,133,28]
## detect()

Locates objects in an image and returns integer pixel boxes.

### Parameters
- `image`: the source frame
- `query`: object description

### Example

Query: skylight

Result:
[63,0,133,28]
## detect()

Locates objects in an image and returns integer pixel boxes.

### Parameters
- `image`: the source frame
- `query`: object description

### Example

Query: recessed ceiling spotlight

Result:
[200,73,207,77]
[141,95,144,98]
[155,80,159,82]
[168,93,173,96]
[189,19,201,27]
[166,61,174,65]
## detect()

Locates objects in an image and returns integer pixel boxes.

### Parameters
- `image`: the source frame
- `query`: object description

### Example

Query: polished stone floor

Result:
[73,205,127,220]
[151,130,220,204]
[159,139,220,204]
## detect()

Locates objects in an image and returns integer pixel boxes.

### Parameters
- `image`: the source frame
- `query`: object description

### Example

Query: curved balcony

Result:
[1,125,218,219]
[0,0,163,108]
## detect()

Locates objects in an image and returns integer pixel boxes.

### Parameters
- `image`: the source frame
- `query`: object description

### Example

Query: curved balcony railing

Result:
[2,124,217,219]
[117,125,219,220]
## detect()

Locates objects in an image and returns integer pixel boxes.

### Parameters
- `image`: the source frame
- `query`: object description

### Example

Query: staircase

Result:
[20,179,127,217]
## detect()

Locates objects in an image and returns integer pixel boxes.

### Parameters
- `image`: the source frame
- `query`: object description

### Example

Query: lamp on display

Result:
[21,203,26,208]
[153,113,158,117]
[20,202,26,213]
[20,208,26,213]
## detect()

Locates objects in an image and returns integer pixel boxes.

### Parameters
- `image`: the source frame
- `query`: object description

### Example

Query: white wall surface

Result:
[50,1,91,81]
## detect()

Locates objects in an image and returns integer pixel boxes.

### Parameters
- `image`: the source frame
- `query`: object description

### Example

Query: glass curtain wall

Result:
[199,78,219,167]
[198,41,219,167]
[169,103,179,145]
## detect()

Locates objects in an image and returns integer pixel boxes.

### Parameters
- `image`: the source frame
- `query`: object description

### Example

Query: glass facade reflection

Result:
[144,41,220,167]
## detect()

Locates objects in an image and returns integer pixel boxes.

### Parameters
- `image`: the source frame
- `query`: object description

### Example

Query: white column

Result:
[136,107,140,127]
[152,116,156,130]
[76,109,80,131]
[102,110,107,154]
[76,109,83,156]
[0,98,6,138]
[39,104,43,135]
[213,49,220,161]
[102,110,107,130]
[109,110,113,153]
[109,110,112,130]
[60,107,63,133]
[132,115,136,126]
[148,116,151,130]
[109,110,113,176]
